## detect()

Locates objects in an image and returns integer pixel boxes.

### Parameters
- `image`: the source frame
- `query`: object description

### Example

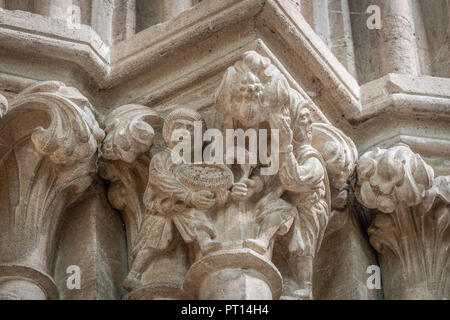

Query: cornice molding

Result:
[0,1,448,132]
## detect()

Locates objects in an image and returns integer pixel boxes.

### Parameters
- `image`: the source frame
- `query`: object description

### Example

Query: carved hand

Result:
[269,111,293,151]
[231,182,249,201]
[231,178,261,201]
[190,190,216,210]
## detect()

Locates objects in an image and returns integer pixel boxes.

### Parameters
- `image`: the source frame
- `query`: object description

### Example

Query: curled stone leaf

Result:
[102,104,162,164]
[356,144,434,213]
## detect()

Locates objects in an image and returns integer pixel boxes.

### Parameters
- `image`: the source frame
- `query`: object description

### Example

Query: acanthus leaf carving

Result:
[99,104,163,263]
[356,143,450,299]
[14,81,104,166]
[102,104,162,164]
[0,81,104,299]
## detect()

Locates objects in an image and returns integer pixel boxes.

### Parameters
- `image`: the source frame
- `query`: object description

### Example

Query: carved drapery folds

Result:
[99,51,359,300]
[355,144,450,299]
[0,81,104,299]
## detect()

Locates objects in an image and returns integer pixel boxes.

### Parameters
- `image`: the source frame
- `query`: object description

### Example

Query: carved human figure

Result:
[270,104,330,299]
[123,108,221,291]
[214,51,333,300]
[215,51,298,253]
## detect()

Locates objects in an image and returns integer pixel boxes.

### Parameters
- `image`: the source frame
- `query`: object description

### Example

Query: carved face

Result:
[292,108,312,144]
[167,118,196,150]
[322,141,348,189]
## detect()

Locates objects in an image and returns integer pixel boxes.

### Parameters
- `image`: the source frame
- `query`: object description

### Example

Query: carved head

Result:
[310,123,358,191]
[291,106,313,145]
[215,51,290,127]
[321,141,348,189]
[163,108,205,149]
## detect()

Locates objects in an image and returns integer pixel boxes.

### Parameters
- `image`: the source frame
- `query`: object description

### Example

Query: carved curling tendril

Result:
[102,104,162,164]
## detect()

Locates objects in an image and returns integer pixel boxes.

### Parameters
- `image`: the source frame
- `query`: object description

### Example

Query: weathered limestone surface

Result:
[314,199,382,300]
[53,183,127,300]
[0,81,104,299]
[356,145,450,299]
[0,0,448,300]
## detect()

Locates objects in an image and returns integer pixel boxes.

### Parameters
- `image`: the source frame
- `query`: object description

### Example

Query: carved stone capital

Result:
[356,144,450,299]
[0,81,104,299]
[101,52,359,301]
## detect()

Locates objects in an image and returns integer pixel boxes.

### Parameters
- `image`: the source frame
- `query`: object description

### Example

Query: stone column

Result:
[35,0,72,20]
[91,0,114,45]
[374,0,420,75]
[328,0,357,79]
[53,184,128,300]
[155,0,192,24]
[312,0,331,47]
[113,0,136,43]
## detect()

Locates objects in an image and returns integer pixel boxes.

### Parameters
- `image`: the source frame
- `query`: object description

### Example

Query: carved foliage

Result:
[99,104,162,249]
[356,144,434,213]
[102,104,161,164]
[356,144,450,298]
[0,81,104,270]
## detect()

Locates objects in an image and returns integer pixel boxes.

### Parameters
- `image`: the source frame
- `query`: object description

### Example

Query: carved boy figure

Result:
[271,105,331,300]
[123,108,220,291]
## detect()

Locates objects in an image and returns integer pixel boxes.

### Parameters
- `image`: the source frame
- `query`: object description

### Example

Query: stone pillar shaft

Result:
[155,0,192,24]
[298,0,313,27]
[375,0,420,75]
[35,0,72,20]
[199,269,273,300]
[112,0,136,43]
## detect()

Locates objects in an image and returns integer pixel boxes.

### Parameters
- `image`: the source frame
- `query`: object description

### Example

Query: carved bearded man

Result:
[123,108,220,291]
[270,104,331,299]
[215,51,330,299]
